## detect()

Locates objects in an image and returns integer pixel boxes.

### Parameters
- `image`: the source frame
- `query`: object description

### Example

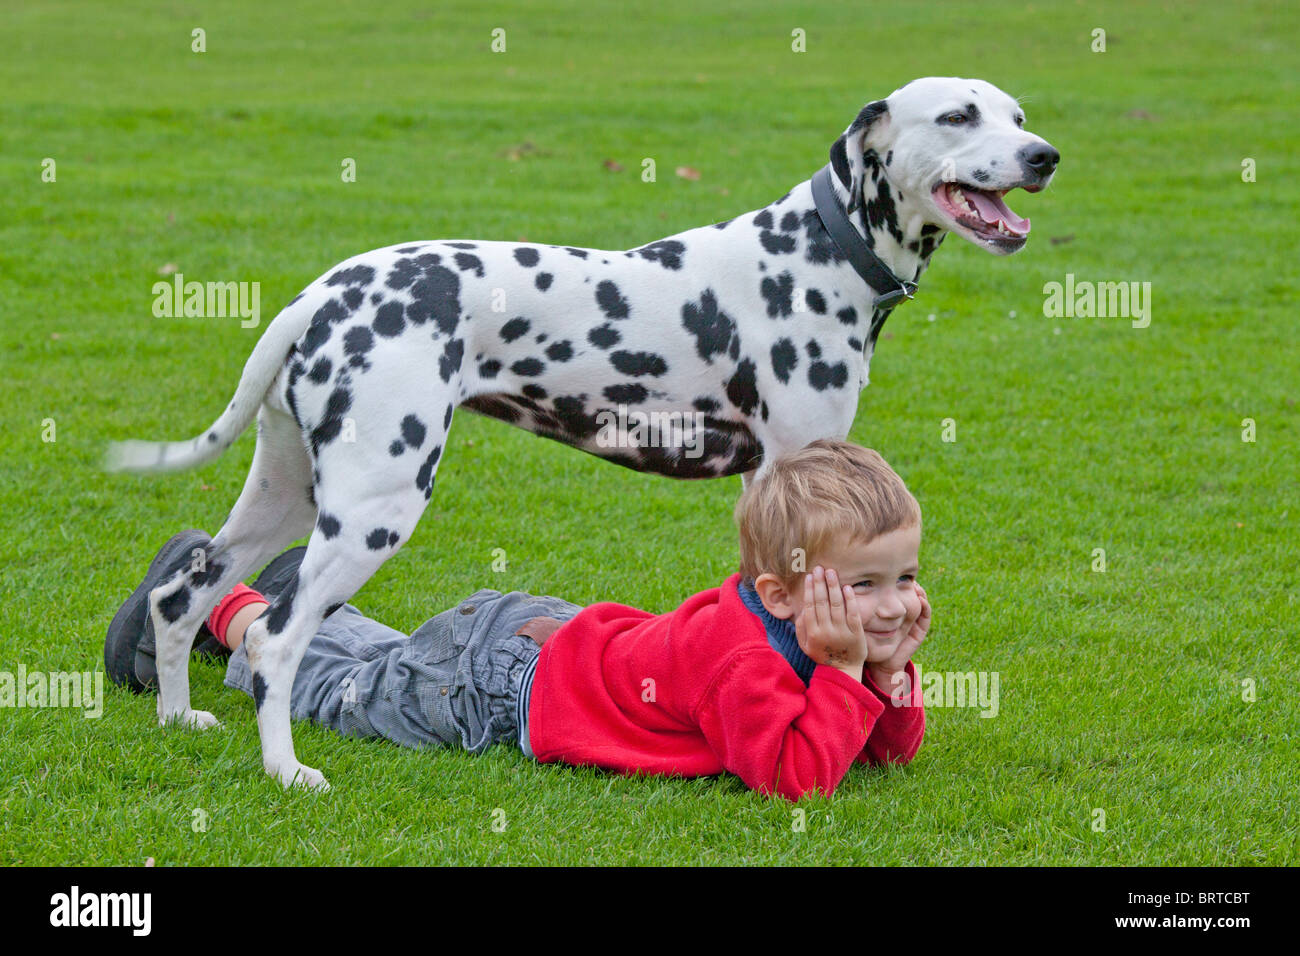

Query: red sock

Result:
[206,583,267,648]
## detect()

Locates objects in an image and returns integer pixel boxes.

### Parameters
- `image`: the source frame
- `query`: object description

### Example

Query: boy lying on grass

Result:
[106,439,930,799]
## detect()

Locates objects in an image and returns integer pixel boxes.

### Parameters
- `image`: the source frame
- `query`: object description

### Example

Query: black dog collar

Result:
[811,164,917,313]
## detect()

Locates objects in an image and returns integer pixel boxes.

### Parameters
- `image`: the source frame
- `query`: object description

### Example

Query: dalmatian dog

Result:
[106,76,1058,789]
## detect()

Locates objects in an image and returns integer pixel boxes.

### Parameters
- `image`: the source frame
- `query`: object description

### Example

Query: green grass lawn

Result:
[1,0,1296,865]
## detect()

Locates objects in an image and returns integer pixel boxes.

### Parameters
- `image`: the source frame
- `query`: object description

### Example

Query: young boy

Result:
[106,439,929,800]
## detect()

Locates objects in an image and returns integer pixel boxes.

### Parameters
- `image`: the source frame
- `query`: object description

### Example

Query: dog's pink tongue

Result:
[967,189,1031,235]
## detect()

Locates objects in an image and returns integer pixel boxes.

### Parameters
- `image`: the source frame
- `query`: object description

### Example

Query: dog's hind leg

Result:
[151,406,317,730]
[242,473,436,789]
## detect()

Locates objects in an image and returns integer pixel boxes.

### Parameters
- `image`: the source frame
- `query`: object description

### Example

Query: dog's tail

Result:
[103,295,316,474]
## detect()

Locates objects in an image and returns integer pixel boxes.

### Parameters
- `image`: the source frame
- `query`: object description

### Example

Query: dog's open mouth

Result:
[932,182,1031,241]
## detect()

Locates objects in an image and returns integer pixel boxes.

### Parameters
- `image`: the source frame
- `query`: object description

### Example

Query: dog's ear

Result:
[829,100,889,214]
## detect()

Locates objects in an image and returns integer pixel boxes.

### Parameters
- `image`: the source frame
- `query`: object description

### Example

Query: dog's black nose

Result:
[1019,142,1060,176]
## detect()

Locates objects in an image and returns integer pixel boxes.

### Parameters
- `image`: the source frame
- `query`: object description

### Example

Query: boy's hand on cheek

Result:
[868,583,930,695]
[794,566,869,678]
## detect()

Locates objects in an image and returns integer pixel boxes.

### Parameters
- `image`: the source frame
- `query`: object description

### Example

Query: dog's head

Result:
[831,77,1058,255]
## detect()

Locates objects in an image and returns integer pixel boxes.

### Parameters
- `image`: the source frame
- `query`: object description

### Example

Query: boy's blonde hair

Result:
[734,439,921,589]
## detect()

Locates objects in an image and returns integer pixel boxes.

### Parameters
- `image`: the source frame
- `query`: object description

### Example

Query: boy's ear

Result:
[753,572,798,620]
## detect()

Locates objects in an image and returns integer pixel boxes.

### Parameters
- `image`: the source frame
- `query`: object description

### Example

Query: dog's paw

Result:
[157,701,222,730]
[267,760,331,792]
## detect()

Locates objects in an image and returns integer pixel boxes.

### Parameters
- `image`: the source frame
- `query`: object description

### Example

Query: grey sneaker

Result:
[104,530,213,693]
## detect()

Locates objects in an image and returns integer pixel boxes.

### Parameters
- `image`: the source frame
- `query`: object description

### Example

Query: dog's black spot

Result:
[596,280,630,319]
[780,211,801,232]
[971,168,990,183]
[726,358,760,416]
[396,246,422,254]
[369,292,383,305]
[307,357,332,385]
[326,265,375,287]
[439,338,464,383]
[453,252,484,277]
[535,332,548,344]
[500,317,530,342]
[693,396,720,413]
[373,300,406,337]
[808,361,849,391]
[511,357,544,377]
[565,247,589,259]
[610,350,667,377]
[158,584,190,623]
[263,575,298,635]
[309,386,353,452]
[479,359,502,378]
[550,394,601,438]
[366,528,391,551]
[837,306,858,326]
[389,440,405,457]
[252,673,268,711]
[771,339,798,383]
[188,549,226,589]
[604,382,648,404]
[805,289,827,314]
[760,272,795,318]
[301,299,347,358]
[535,272,553,291]
[863,161,904,244]
[635,239,685,270]
[446,242,477,250]
[462,395,520,423]
[753,210,775,230]
[681,290,735,364]
[588,324,621,349]
[802,209,844,265]
[407,265,461,336]
[386,258,420,291]
[848,336,862,352]
[415,445,442,498]
[207,431,218,443]
[318,513,342,538]
[886,150,893,166]
[387,531,400,548]
[759,230,796,254]
[522,383,548,400]
[343,325,374,358]
[514,248,541,267]
[444,404,454,429]
[806,338,822,360]
[401,414,426,449]
[760,400,769,422]
[342,287,364,311]
[545,340,574,362]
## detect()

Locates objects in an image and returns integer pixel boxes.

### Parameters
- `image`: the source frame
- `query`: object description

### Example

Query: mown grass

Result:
[1,0,1296,865]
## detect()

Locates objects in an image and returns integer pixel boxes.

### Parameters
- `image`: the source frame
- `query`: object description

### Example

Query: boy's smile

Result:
[754,524,923,664]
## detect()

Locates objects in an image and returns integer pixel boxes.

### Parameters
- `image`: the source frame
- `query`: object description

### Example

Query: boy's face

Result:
[755,524,923,665]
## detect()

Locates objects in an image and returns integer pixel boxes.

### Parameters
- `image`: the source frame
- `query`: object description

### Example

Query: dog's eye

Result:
[940,112,967,125]
[1015,114,1025,128]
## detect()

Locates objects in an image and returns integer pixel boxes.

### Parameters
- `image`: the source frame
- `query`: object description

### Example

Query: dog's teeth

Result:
[948,183,975,215]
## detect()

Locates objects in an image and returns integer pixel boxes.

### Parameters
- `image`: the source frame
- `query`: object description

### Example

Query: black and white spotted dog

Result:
[106,76,1058,789]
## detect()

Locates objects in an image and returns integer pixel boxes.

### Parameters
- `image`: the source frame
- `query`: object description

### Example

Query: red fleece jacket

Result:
[527,573,925,800]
